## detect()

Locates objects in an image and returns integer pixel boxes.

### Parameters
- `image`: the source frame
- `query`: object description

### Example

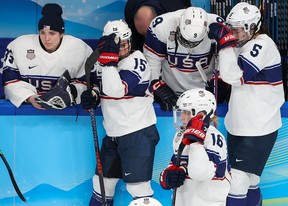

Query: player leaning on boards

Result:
[143,7,235,111]
[160,88,231,206]
[208,2,285,206]
[80,20,160,206]
[1,3,92,110]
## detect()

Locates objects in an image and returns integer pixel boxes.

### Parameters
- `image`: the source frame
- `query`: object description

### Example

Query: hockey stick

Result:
[84,48,107,206]
[195,61,209,87]
[171,142,186,206]
[196,60,218,127]
[195,60,216,99]
[0,150,26,202]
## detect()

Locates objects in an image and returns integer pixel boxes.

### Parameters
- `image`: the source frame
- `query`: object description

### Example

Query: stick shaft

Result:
[171,143,185,206]
[0,151,26,202]
[85,48,106,205]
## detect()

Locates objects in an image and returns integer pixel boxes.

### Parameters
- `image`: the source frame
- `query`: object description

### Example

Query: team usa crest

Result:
[142,198,151,204]
[168,31,176,41]
[26,49,35,60]
[198,90,205,97]
[243,6,250,14]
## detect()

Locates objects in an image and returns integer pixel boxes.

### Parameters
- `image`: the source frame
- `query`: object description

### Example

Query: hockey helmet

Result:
[226,2,261,46]
[103,19,132,41]
[128,197,162,206]
[103,19,132,59]
[173,88,216,130]
[177,7,208,48]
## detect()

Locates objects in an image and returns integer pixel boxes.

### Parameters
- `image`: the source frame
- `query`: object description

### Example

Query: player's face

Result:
[39,29,63,53]
[228,27,248,47]
[119,40,131,59]
[180,110,192,128]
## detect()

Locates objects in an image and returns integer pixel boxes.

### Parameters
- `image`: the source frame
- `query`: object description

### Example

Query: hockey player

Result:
[160,88,231,206]
[124,0,191,51]
[81,20,160,206]
[129,197,162,206]
[143,7,234,111]
[1,3,92,109]
[208,2,285,205]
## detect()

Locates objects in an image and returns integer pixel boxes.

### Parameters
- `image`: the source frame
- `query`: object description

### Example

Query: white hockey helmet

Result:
[103,19,132,41]
[226,2,261,34]
[173,88,216,130]
[177,7,208,48]
[128,197,162,206]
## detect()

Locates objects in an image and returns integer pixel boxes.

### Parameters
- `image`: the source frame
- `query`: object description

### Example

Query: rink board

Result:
[0,101,287,206]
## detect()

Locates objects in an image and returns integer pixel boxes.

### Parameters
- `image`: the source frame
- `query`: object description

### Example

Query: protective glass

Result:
[119,39,131,59]
[173,107,193,132]
[227,25,248,47]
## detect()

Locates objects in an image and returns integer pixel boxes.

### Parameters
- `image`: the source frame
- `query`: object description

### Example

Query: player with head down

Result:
[159,88,231,206]
[1,3,92,109]
[81,19,160,206]
[143,7,235,111]
[208,2,285,206]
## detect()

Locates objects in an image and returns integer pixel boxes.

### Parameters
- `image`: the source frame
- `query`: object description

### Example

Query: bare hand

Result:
[26,95,46,110]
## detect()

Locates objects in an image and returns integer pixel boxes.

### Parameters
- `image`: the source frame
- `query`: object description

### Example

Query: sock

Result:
[246,186,262,206]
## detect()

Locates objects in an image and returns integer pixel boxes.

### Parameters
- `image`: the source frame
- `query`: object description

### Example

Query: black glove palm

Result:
[151,80,177,111]
[81,90,100,110]
[98,33,120,66]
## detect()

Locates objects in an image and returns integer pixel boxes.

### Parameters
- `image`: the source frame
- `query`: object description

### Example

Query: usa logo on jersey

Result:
[26,49,35,60]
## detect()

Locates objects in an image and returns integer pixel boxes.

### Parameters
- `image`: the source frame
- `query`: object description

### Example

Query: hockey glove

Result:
[182,114,211,145]
[160,165,186,190]
[150,79,178,111]
[97,33,120,67]
[81,89,100,110]
[208,22,237,50]
[35,70,76,110]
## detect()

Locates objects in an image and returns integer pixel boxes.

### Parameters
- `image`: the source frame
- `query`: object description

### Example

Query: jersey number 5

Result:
[250,44,262,57]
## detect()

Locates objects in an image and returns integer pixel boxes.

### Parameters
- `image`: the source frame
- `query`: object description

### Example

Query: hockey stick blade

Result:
[195,61,208,84]
[0,150,26,202]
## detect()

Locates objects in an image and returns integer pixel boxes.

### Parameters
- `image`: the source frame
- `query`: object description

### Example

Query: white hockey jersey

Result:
[171,125,231,206]
[218,34,285,136]
[143,8,223,95]
[93,50,156,137]
[2,34,92,107]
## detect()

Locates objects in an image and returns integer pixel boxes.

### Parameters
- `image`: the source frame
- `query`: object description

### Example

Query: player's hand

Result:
[182,114,211,145]
[160,165,186,190]
[81,89,100,109]
[150,79,177,111]
[97,33,120,67]
[208,22,237,50]
[26,95,46,110]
